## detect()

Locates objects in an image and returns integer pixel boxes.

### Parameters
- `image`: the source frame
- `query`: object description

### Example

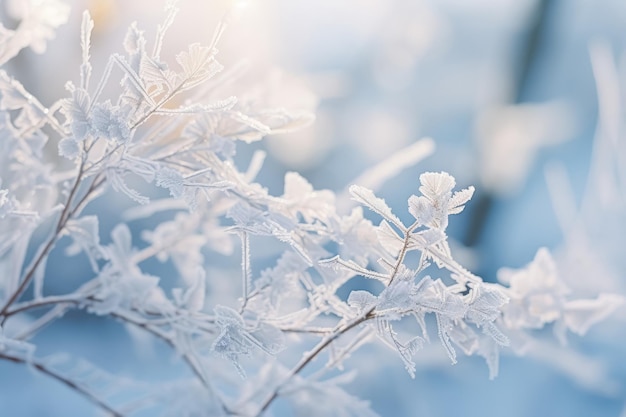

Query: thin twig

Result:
[0,353,125,417]
[254,222,418,415]
[0,159,87,323]
[6,294,84,316]
[255,312,373,415]
[14,304,73,341]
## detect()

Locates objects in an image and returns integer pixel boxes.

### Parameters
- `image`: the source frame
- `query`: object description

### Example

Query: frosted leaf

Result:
[91,101,130,143]
[227,202,302,254]
[446,320,478,355]
[325,207,384,265]
[176,43,223,89]
[377,219,403,255]
[393,264,419,282]
[61,85,91,141]
[347,290,377,313]
[156,167,184,198]
[378,280,414,314]
[140,55,172,92]
[349,185,404,231]
[115,53,155,110]
[499,248,564,293]
[214,304,244,327]
[397,335,424,378]
[272,228,314,266]
[465,284,509,325]
[227,202,270,232]
[562,294,624,335]
[123,22,145,55]
[225,111,272,143]
[409,171,472,230]
[284,171,314,197]
[436,314,457,363]
[182,114,236,157]
[212,306,284,377]
[254,252,309,314]
[122,27,144,80]
[408,228,446,251]
[58,137,80,159]
[176,43,213,74]
[483,321,509,347]
[421,228,446,246]
[407,195,433,226]
[499,248,569,329]
[415,278,467,319]
[282,172,335,223]
[464,284,510,346]
[418,171,456,201]
[497,247,621,347]
[448,186,475,215]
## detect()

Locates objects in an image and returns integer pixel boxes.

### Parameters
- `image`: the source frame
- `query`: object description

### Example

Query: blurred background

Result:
[1,0,626,416]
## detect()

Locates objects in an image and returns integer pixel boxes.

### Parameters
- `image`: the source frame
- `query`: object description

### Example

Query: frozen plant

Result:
[0,2,622,416]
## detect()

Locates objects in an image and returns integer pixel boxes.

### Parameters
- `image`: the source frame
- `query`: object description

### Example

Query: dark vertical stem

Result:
[463,0,554,251]
[513,0,554,104]
[463,193,493,248]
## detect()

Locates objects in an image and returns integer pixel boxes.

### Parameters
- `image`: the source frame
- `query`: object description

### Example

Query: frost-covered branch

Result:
[0,2,622,417]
